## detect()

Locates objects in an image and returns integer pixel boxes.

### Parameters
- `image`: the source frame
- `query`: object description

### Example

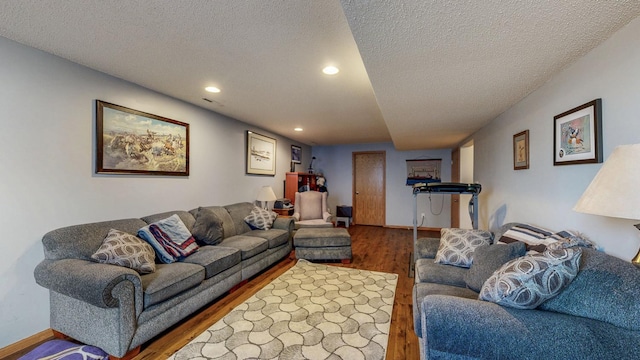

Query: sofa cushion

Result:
[479,248,582,309]
[219,235,268,260]
[245,229,289,249]
[182,245,241,279]
[434,228,492,268]
[191,207,225,245]
[415,258,468,288]
[464,242,526,292]
[497,223,557,253]
[413,282,478,338]
[415,237,440,259]
[138,214,199,263]
[140,262,204,308]
[191,206,238,239]
[225,202,256,235]
[539,248,640,331]
[244,206,277,230]
[91,229,156,274]
[141,210,196,231]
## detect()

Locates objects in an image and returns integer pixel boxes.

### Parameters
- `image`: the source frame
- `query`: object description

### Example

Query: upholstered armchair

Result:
[292,191,333,229]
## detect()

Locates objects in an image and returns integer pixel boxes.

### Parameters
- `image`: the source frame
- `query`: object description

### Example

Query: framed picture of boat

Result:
[246,131,276,175]
[96,100,189,176]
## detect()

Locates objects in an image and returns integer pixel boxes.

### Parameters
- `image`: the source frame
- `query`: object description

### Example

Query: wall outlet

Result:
[421,213,425,219]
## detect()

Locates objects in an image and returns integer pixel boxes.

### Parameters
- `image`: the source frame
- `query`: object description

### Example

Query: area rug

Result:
[169,259,398,360]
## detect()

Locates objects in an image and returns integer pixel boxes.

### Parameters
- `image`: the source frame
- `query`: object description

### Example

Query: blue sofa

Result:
[413,224,640,359]
[34,202,294,358]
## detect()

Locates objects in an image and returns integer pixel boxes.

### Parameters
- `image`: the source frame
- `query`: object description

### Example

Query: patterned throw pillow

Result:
[191,207,225,245]
[479,247,582,309]
[497,224,557,253]
[138,214,199,263]
[244,206,277,230]
[434,228,493,268]
[91,229,156,274]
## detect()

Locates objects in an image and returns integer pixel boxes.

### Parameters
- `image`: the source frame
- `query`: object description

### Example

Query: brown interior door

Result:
[353,151,385,226]
[451,148,460,228]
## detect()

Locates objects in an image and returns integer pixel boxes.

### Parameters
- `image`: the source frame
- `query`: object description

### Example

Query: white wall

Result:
[459,143,474,229]
[312,143,452,229]
[0,37,310,347]
[472,16,640,261]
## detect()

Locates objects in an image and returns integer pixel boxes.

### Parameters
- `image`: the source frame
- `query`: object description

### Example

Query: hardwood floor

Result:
[6,225,437,360]
[134,225,437,360]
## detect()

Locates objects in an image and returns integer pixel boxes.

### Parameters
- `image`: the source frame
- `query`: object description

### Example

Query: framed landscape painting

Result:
[553,99,602,166]
[96,100,189,176]
[246,131,276,175]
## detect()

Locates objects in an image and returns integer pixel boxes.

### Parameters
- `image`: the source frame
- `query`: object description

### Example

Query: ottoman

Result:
[293,227,352,263]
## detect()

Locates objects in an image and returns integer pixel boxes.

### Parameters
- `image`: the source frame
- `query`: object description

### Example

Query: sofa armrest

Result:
[322,211,333,222]
[34,259,143,313]
[273,216,294,233]
[420,295,633,359]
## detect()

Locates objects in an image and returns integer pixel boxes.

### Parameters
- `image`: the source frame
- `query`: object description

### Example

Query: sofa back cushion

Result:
[192,206,237,239]
[141,210,196,230]
[464,242,526,292]
[42,218,148,260]
[224,202,255,235]
[539,248,640,330]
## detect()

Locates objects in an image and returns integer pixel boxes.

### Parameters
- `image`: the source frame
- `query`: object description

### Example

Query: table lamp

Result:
[573,144,640,267]
[256,186,277,210]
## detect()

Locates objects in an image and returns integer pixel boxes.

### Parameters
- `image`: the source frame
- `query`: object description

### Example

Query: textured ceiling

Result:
[1,1,639,149]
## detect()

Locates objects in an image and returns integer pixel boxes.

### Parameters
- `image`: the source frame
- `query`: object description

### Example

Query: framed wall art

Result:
[246,131,276,175]
[513,130,529,170]
[405,159,442,186]
[553,99,602,166]
[96,100,189,176]
[291,145,301,164]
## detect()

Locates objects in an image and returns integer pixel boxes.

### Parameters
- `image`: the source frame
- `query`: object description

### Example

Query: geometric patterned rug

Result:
[168,259,398,360]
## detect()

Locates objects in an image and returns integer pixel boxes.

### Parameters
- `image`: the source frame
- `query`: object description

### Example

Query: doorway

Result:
[352,151,385,226]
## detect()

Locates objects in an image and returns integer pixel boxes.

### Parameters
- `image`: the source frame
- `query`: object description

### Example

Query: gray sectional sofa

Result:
[34,202,294,358]
[413,223,640,360]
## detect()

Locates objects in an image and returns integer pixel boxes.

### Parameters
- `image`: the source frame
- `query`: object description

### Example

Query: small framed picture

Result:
[553,99,603,166]
[246,131,276,175]
[291,145,301,164]
[513,130,529,170]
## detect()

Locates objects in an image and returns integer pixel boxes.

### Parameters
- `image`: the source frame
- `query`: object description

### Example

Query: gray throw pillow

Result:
[191,207,225,245]
[479,247,582,309]
[464,242,526,292]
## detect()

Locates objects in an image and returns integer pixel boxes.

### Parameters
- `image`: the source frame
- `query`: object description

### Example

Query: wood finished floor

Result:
[134,225,437,360]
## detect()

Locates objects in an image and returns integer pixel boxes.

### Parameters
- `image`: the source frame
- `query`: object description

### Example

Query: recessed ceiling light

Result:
[294,127,303,132]
[322,66,339,75]
[205,86,221,93]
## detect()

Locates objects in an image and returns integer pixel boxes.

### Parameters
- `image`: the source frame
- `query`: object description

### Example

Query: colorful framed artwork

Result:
[96,100,189,176]
[246,131,276,175]
[291,145,301,164]
[553,99,602,166]
[513,130,529,170]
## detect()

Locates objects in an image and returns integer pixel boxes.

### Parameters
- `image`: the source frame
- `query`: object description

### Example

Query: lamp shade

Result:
[573,144,640,220]
[256,186,277,202]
